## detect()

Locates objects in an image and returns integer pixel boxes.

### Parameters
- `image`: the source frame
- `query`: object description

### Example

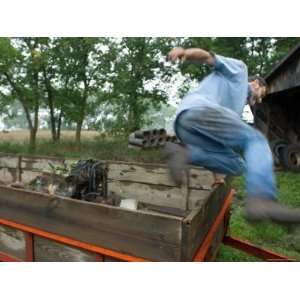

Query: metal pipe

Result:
[151,129,158,137]
[158,128,167,138]
[149,138,157,148]
[158,137,166,147]
[128,134,147,147]
[134,130,151,139]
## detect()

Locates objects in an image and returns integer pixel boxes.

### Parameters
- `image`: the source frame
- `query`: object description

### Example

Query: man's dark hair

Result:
[248,75,267,87]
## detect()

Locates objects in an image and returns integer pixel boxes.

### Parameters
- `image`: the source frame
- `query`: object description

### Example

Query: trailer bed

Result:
[0,153,231,261]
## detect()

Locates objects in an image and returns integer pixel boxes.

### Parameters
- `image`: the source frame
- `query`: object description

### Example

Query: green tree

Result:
[267,37,300,73]
[0,37,46,150]
[106,37,172,134]
[53,37,112,144]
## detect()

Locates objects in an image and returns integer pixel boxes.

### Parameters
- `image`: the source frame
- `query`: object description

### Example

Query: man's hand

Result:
[168,47,214,65]
[167,47,186,63]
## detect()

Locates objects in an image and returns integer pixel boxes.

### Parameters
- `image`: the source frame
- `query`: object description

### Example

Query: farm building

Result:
[255,43,300,171]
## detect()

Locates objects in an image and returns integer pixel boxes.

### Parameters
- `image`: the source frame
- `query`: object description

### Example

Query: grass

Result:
[1,130,300,261]
[0,131,166,163]
[217,173,300,261]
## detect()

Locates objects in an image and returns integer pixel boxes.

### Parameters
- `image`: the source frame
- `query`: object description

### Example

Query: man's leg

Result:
[166,108,246,186]
[171,106,300,223]
[175,106,276,199]
[176,132,245,176]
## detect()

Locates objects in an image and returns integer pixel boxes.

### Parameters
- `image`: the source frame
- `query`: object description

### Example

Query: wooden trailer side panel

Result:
[13,157,213,211]
[0,168,18,184]
[107,162,214,189]
[0,185,183,261]
[0,154,19,169]
[181,183,230,261]
[21,156,66,173]
[109,181,211,210]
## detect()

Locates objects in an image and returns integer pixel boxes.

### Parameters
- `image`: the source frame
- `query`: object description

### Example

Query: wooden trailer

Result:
[0,153,293,262]
[0,153,234,262]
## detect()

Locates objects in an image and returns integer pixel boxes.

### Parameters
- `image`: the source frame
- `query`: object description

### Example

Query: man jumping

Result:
[166,47,300,223]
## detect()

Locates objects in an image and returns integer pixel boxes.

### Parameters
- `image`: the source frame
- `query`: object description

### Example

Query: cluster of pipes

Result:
[128,128,179,149]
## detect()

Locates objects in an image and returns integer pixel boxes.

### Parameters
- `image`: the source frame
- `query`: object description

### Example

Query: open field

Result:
[0,131,299,261]
[0,129,100,142]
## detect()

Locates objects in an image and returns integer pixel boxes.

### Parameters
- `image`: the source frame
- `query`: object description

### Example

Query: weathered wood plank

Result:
[34,236,101,262]
[21,156,66,172]
[21,156,214,190]
[19,169,47,185]
[108,162,213,189]
[0,154,214,191]
[19,169,209,210]
[189,168,214,190]
[109,180,185,209]
[0,168,18,183]
[181,182,230,261]
[0,224,26,260]
[0,155,19,169]
[267,56,300,94]
[17,168,211,214]
[188,188,213,209]
[108,162,174,186]
[109,181,210,210]
[0,185,183,261]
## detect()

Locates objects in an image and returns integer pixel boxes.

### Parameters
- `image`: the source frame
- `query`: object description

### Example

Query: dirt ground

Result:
[0,129,100,142]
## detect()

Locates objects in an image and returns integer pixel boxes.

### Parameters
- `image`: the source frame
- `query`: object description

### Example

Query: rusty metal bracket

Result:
[223,235,294,262]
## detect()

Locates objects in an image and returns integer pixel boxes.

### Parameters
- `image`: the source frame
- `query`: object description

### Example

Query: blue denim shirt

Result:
[175,54,249,120]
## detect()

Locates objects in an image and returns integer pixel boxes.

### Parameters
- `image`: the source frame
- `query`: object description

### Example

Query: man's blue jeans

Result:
[175,105,277,200]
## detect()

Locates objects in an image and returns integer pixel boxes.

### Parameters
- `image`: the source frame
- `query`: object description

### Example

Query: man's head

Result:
[248,75,267,105]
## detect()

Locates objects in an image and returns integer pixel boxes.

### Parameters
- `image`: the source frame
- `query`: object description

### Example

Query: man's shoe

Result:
[165,142,188,186]
[245,198,300,224]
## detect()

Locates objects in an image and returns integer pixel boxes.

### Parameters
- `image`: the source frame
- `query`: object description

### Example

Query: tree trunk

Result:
[18,100,37,152]
[29,127,37,152]
[50,107,58,142]
[4,47,40,151]
[43,68,58,142]
[75,83,88,145]
[75,122,82,145]
[57,110,62,141]
[75,119,83,145]
[29,101,39,152]
[128,100,141,133]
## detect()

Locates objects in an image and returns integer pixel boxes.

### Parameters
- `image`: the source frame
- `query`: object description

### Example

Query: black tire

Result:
[270,139,288,166]
[281,144,300,172]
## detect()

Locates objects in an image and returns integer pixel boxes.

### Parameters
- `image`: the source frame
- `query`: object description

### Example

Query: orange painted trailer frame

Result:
[0,189,293,262]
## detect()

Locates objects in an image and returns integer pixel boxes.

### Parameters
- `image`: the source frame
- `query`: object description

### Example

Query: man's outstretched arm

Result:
[168,47,215,65]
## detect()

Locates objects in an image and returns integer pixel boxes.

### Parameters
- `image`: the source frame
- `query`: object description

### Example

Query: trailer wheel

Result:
[281,144,300,172]
[270,139,288,166]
